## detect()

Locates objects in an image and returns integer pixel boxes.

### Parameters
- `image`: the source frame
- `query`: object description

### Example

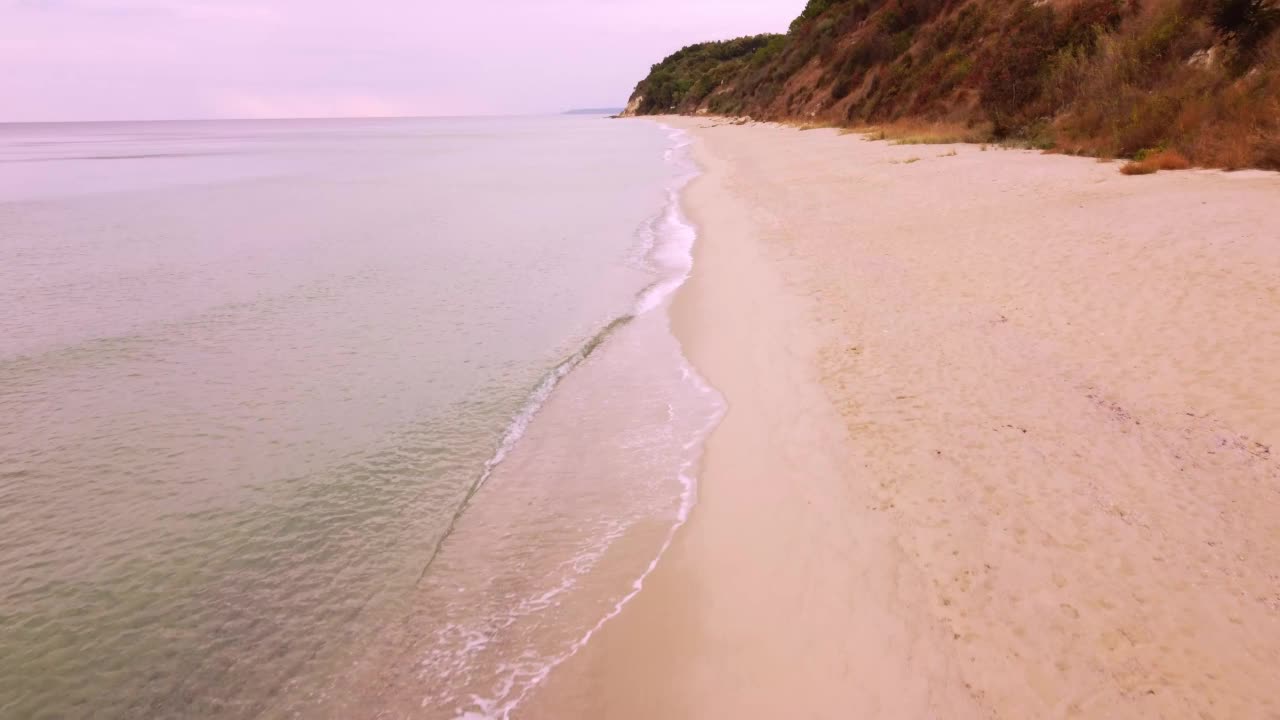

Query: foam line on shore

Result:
[448,124,725,719]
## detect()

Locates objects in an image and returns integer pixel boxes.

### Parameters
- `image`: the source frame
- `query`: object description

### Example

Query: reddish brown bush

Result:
[1120,148,1192,173]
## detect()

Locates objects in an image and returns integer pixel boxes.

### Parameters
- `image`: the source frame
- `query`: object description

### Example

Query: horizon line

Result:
[0,108,626,126]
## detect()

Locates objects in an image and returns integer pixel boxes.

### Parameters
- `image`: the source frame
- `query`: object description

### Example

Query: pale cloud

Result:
[0,0,803,121]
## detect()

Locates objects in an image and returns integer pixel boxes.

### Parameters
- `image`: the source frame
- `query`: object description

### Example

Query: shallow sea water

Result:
[0,116,720,719]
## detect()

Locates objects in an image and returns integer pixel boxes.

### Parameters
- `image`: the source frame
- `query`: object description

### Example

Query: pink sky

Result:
[2,0,802,121]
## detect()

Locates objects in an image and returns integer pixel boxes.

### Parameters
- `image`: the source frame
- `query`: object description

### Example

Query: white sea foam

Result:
[470,323,612,498]
[445,124,725,720]
[634,128,699,315]
[456,364,723,720]
[469,128,698,500]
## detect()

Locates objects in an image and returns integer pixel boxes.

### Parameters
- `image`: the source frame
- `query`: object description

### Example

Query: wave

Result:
[414,311,635,585]
[419,125,703,588]
[0,151,247,163]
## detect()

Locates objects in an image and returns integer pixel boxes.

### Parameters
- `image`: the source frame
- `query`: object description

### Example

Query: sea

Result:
[0,115,723,719]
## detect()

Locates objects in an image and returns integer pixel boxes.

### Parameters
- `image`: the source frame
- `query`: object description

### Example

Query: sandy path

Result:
[524,120,1280,719]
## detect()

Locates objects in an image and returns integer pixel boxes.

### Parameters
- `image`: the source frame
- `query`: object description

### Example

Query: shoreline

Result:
[523,118,1280,718]
[521,117,983,718]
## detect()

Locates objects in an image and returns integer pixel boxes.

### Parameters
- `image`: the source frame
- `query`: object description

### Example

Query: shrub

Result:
[979,2,1059,135]
[1213,0,1280,45]
[628,35,782,114]
[751,36,791,67]
[832,75,857,99]
[1212,0,1280,70]
[791,0,854,32]
[1120,148,1192,173]
[1258,132,1280,169]
[1115,91,1184,155]
[1057,0,1126,51]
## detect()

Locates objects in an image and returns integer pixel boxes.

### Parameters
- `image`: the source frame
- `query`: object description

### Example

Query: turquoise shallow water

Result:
[0,116,720,719]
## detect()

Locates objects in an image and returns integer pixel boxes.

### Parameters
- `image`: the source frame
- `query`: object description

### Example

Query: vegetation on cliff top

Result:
[629,35,785,115]
[628,0,1280,169]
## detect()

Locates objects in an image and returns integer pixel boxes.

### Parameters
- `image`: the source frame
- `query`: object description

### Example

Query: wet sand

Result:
[523,119,1280,719]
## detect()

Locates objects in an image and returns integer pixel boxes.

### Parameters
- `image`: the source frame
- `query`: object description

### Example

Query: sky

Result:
[1,0,803,122]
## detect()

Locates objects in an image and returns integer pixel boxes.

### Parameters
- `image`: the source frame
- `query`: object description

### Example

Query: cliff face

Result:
[628,0,1280,168]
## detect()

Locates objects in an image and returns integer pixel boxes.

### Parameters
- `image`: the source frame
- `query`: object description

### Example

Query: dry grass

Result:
[1119,161,1158,175]
[1120,149,1192,174]
[846,120,992,145]
[891,121,991,145]
[848,127,888,140]
[784,119,838,131]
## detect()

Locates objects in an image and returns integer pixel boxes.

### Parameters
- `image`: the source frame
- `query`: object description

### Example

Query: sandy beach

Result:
[522,119,1280,719]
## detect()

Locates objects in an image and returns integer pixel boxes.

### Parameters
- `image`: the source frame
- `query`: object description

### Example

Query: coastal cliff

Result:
[626,0,1280,168]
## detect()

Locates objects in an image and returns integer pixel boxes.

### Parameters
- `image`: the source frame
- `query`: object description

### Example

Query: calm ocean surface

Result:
[0,116,721,718]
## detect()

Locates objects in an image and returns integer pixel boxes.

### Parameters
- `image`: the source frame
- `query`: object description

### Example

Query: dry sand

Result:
[522,119,1280,719]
